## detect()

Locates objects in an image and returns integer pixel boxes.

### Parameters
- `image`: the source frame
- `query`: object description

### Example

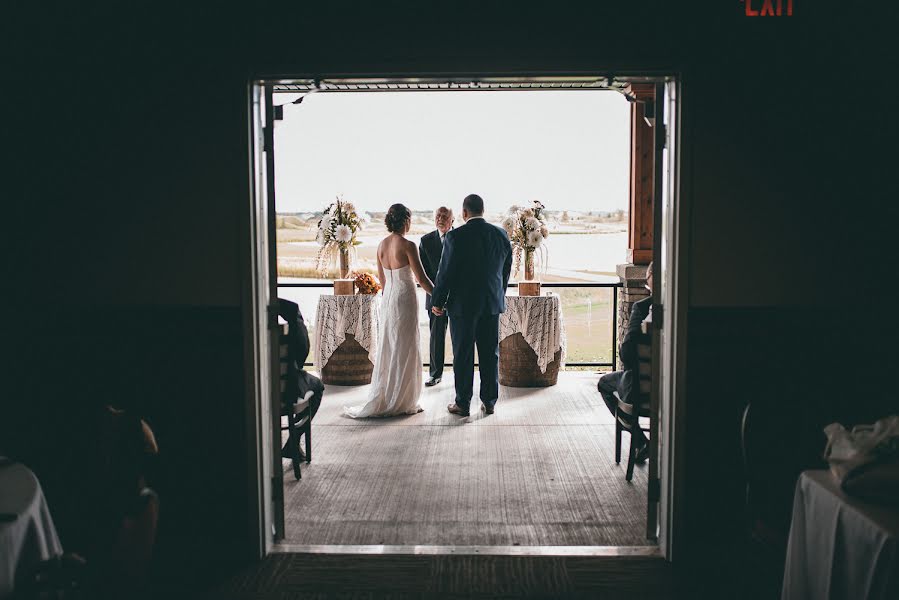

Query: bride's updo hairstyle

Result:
[385,203,412,233]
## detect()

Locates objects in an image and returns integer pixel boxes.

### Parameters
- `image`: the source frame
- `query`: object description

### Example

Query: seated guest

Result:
[53,402,161,595]
[96,406,160,584]
[278,299,324,460]
[598,261,653,463]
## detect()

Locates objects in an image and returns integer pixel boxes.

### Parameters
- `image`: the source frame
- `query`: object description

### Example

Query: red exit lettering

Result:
[742,0,793,16]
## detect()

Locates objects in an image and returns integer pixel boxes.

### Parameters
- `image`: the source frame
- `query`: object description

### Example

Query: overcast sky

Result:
[274,90,630,214]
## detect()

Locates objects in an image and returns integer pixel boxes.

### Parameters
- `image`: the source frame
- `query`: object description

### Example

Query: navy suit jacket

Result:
[430,217,512,318]
[418,229,443,311]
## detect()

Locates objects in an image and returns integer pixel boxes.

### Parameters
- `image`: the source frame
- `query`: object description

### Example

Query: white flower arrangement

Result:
[505,199,549,277]
[317,216,334,242]
[315,196,365,275]
[335,224,353,243]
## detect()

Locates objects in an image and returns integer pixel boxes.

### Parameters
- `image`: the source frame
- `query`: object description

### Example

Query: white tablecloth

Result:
[782,470,899,600]
[0,460,63,598]
[499,294,566,373]
[314,294,380,368]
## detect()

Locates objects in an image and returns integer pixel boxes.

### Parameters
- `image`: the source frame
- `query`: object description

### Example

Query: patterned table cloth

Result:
[314,294,380,369]
[499,294,566,373]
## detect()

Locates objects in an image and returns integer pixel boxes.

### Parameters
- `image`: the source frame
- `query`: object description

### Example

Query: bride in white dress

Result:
[344,204,435,418]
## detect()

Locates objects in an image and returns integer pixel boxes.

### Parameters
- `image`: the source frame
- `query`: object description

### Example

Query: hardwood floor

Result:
[282,371,649,547]
[203,551,671,599]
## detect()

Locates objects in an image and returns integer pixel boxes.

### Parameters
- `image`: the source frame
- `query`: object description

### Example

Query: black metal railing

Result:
[277,281,621,370]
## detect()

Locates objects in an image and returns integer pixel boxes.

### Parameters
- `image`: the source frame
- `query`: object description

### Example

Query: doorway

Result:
[245,75,683,559]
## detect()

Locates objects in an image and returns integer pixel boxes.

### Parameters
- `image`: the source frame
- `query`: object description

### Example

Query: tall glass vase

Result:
[524,249,535,281]
[339,247,350,279]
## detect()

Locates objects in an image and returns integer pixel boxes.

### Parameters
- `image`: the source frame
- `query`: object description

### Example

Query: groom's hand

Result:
[431,306,445,316]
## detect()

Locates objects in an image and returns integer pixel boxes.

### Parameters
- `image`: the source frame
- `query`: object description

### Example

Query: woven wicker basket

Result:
[321,333,374,385]
[499,332,561,387]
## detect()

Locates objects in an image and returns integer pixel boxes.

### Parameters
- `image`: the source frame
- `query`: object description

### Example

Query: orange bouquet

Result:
[354,272,381,295]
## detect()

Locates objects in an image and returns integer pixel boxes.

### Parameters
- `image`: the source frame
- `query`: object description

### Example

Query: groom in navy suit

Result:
[431,194,512,417]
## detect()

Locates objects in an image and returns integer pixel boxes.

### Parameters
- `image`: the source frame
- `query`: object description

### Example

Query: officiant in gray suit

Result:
[419,206,454,387]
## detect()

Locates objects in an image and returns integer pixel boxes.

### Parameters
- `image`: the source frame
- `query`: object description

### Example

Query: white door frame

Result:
[661,77,690,562]
[242,74,689,561]
[654,78,688,559]
[244,82,281,557]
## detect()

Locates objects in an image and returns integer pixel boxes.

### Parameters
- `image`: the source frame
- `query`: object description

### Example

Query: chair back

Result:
[636,335,652,399]
[615,333,652,429]
[278,322,292,410]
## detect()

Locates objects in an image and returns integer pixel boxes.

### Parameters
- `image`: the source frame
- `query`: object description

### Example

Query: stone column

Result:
[616,263,650,367]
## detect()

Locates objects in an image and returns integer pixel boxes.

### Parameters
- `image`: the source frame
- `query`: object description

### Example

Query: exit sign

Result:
[741,0,794,16]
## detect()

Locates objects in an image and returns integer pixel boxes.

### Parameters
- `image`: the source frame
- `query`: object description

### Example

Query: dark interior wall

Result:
[6,1,896,595]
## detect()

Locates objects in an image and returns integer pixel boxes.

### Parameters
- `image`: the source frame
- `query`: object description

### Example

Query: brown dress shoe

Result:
[447,403,470,416]
[481,403,495,415]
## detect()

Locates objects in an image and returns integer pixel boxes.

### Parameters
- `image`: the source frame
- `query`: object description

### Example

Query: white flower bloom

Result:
[342,201,356,215]
[540,226,549,238]
[320,215,334,231]
[335,224,353,243]
[501,216,516,232]
[522,208,535,218]
[315,229,327,246]
[525,216,541,231]
[527,230,544,248]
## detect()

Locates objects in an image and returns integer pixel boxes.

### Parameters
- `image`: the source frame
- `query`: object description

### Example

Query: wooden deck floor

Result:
[282,371,648,547]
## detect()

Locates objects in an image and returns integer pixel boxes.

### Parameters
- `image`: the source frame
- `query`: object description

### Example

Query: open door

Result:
[644,82,663,542]
[646,82,674,545]
[262,85,286,541]
[248,82,285,552]
[647,80,679,556]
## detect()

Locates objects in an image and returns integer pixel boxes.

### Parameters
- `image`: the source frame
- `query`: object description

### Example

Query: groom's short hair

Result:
[462,194,484,216]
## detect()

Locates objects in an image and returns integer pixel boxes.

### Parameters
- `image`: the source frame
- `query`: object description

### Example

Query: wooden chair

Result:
[279,325,313,481]
[614,335,651,482]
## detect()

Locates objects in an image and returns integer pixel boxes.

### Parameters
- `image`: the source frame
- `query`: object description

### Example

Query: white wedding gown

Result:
[343,264,423,417]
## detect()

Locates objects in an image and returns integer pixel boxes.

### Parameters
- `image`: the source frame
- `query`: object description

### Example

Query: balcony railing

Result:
[277,281,621,370]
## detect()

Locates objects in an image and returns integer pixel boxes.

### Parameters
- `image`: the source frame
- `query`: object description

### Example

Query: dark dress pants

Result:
[428,311,448,379]
[598,371,647,445]
[450,311,500,411]
[597,371,624,416]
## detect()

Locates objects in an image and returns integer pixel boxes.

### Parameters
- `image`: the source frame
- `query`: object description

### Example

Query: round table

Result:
[782,470,899,599]
[499,294,566,387]
[314,294,380,385]
[0,460,63,598]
